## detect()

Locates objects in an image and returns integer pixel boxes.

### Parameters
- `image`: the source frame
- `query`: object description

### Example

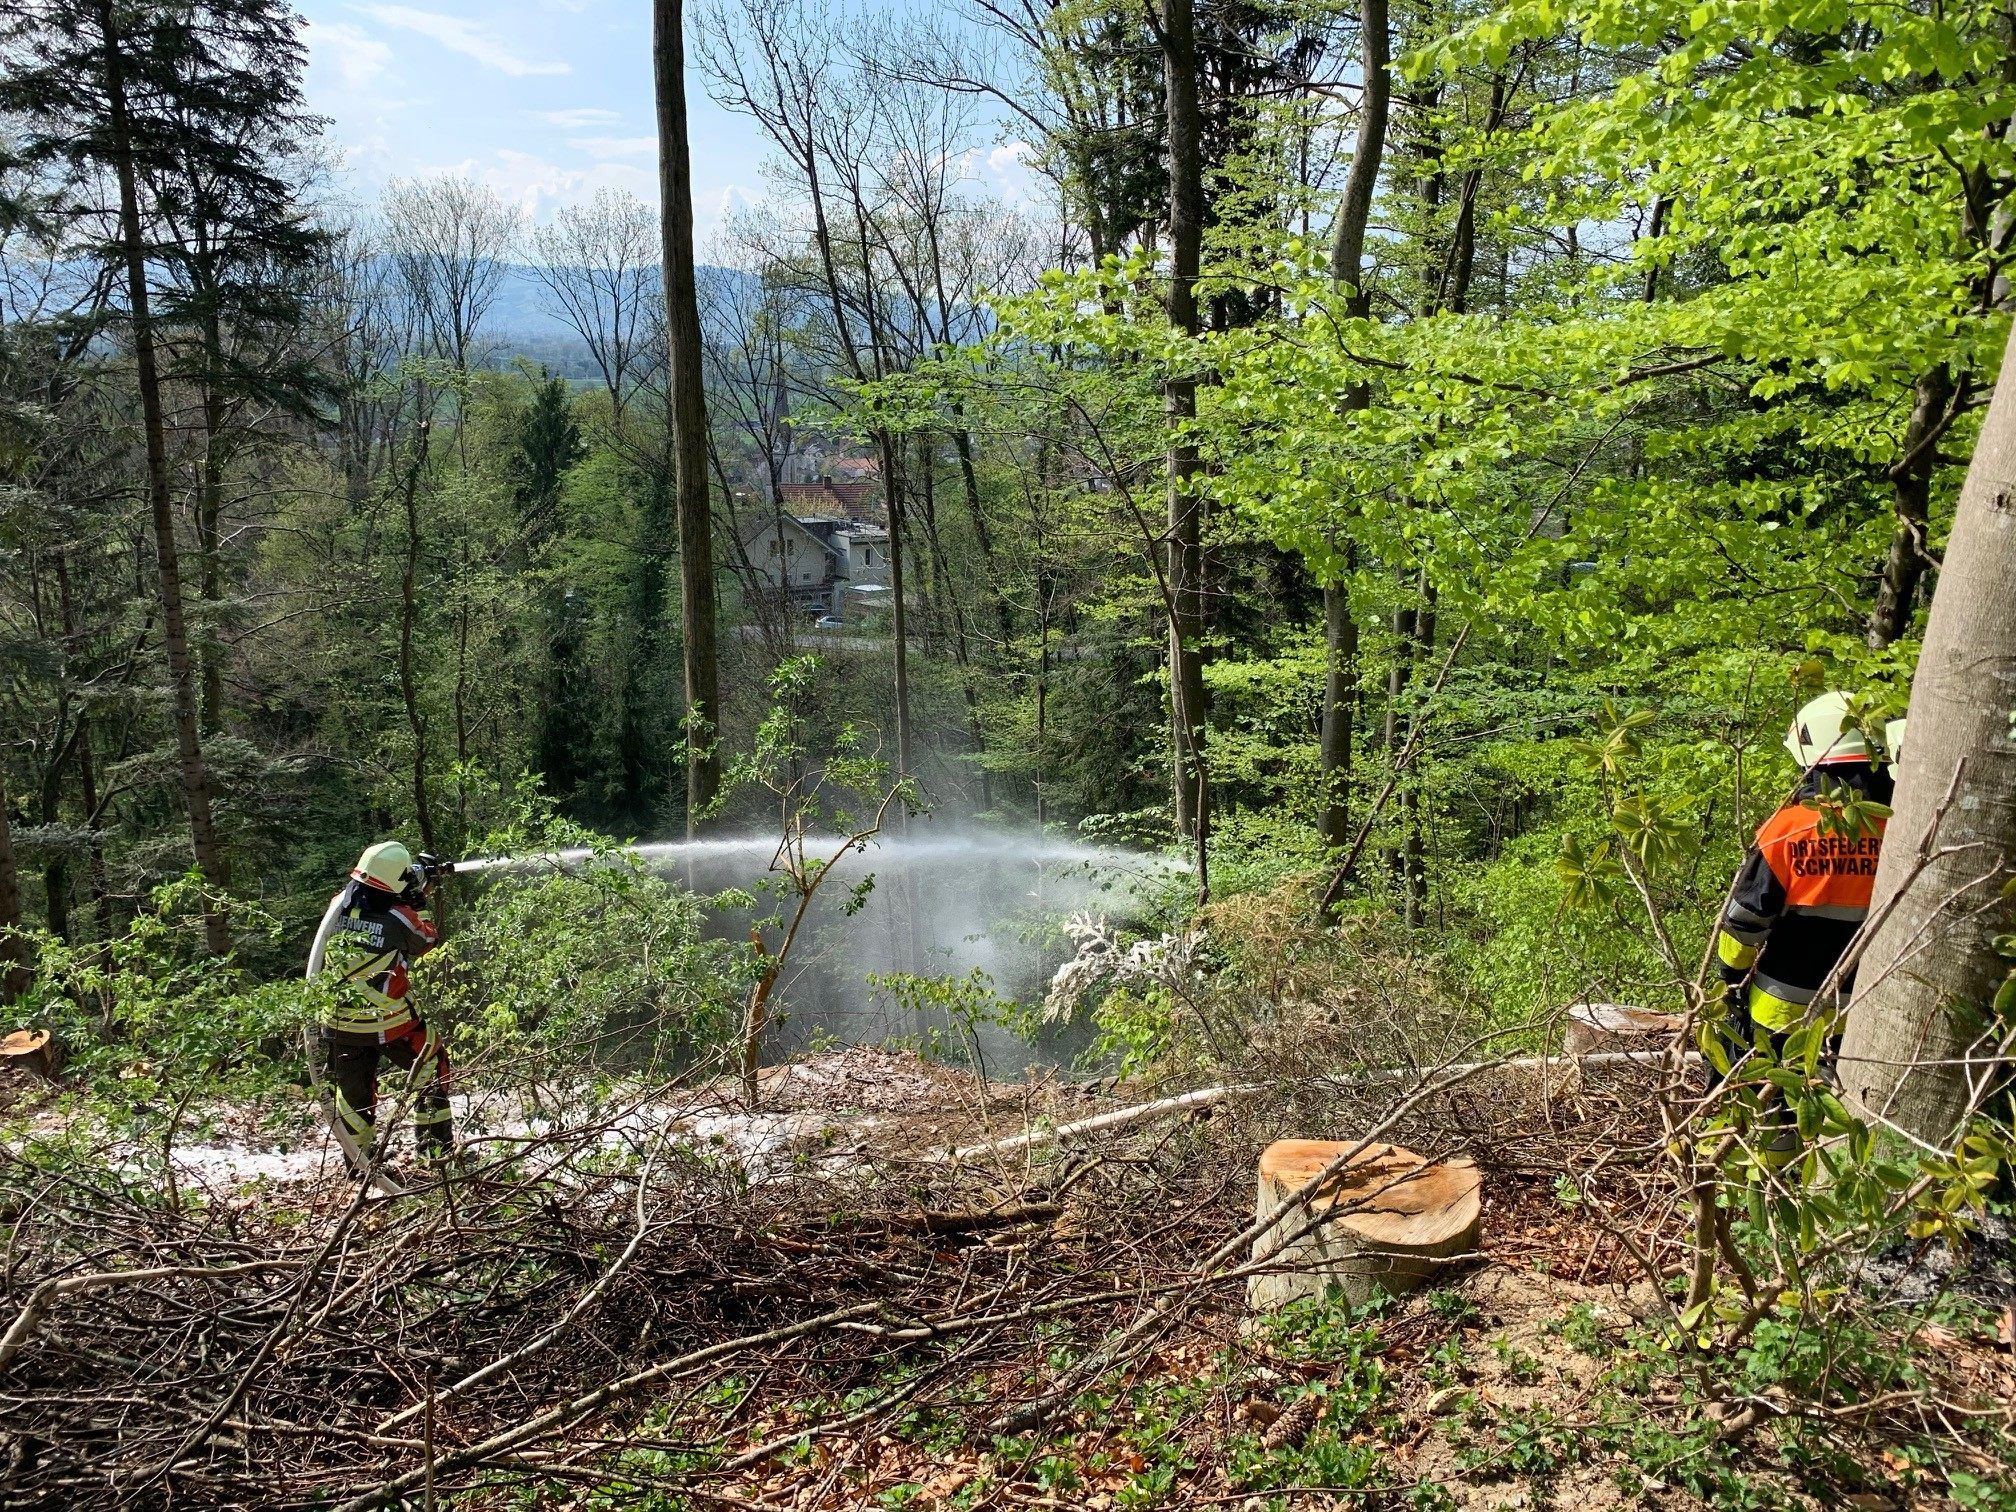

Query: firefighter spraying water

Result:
[298,831,1169,1186]
[305,842,462,1180]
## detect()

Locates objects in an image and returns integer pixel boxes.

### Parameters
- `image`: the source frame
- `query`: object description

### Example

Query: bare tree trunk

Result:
[36,741,71,943]
[0,762,25,1003]
[56,552,114,931]
[75,717,112,931]
[951,421,1014,651]
[397,424,438,856]
[1866,367,1958,648]
[1838,328,2016,1149]
[880,432,914,785]
[1403,584,1436,926]
[1318,0,1389,894]
[100,0,230,955]
[1377,596,1418,889]
[1162,0,1210,896]
[197,310,227,733]
[655,0,724,828]
[1319,554,1359,851]
[916,439,990,807]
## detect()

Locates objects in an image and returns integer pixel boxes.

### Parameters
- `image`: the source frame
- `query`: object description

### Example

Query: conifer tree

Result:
[510,373,586,544]
[0,0,322,954]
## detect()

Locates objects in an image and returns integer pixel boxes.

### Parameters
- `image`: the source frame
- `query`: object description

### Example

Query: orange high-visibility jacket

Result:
[1716,760,1891,1033]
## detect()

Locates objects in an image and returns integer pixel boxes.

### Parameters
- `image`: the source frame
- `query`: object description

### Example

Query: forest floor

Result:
[2,1047,2013,1509]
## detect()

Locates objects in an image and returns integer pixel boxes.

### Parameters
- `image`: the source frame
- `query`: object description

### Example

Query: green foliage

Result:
[869,968,1019,1064]
[9,876,319,1095]
[426,853,747,1074]
[1548,1301,1610,1356]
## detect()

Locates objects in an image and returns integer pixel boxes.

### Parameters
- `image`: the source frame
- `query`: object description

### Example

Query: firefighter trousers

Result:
[321,1020,452,1164]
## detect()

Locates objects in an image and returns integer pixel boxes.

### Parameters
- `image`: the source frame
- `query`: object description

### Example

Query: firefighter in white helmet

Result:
[317,841,451,1169]
[1713,693,1898,1069]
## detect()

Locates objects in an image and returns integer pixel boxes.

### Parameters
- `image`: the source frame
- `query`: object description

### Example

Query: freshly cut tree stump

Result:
[1248,1140,1481,1311]
[0,1029,59,1082]
[1564,1003,1682,1056]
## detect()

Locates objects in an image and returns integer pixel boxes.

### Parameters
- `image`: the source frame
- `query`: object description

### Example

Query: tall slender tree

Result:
[655,0,724,824]
[0,761,25,1001]
[1159,0,1210,891]
[1317,0,1389,907]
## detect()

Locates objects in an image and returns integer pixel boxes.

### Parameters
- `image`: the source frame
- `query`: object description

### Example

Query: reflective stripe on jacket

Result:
[319,880,438,1038]
[1716,760,1891,1032]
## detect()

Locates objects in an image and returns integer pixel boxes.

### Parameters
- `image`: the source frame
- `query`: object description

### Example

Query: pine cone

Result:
[1261,1395,1320,1451]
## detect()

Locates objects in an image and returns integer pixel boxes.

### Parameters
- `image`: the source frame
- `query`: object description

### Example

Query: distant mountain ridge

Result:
[481,261,753,377]
[483,262,751,341]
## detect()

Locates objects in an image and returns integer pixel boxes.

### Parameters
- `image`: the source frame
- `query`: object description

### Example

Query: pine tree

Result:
[0,0,323,954]
[509,373,586,543]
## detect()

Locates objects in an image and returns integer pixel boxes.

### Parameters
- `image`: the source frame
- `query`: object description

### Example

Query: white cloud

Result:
[312,20,395,91]
[480,148,656,220]
[539,107,620,129]
[459,150,749,244]
[988,141,1034,174]
[566,135,657,159]
[982,140,1040,203]
[353,4,570,77]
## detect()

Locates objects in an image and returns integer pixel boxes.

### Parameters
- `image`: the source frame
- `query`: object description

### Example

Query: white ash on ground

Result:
[18,1046,1081,1196]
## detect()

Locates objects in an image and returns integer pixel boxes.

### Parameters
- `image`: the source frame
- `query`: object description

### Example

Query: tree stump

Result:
[1564,1003,1682,1056]
[0,1029,59,1082]
[1248,1139,1481,1311]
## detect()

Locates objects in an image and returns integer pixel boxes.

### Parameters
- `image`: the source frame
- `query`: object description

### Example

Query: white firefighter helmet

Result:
[352,840,416,892]
[1884,717,1907,779]
[1783,691,1876,769]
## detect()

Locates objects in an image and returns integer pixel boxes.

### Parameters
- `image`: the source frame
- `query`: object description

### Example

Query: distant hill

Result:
[482,262,764,380]
[483,262,753,357]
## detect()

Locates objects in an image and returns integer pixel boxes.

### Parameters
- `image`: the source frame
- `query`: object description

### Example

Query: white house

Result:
[737,510,897,620]
[837,525,889,589]
[738,512,837,612]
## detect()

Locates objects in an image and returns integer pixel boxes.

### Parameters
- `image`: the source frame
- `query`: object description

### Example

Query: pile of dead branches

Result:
[0,1057,1680,1510]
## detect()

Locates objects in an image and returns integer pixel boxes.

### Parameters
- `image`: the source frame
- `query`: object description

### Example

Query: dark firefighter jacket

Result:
[319,879,439,1040]
[1717,760,1893,1034]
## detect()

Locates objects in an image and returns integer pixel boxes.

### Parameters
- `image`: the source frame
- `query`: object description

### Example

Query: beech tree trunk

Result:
[100,1,231,955]
[1319,567,1360,851]
[1838,328,2016,1149]
[1318,0,1390,878]
[655,0,723,827]
[1162,0,1210,892]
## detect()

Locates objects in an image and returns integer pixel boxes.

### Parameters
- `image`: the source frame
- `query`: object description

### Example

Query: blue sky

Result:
[298,0,766,243]
[296,0,1035,247]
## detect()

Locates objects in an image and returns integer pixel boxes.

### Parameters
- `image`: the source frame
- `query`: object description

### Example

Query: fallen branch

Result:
[940,1049,1697,1166]
[0,1260,292,1374]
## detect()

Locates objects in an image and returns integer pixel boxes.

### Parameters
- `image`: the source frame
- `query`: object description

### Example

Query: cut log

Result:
[1564,1003,1683,1056]
[0,1029,59,1082]
[1248,1139,1480,1311]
